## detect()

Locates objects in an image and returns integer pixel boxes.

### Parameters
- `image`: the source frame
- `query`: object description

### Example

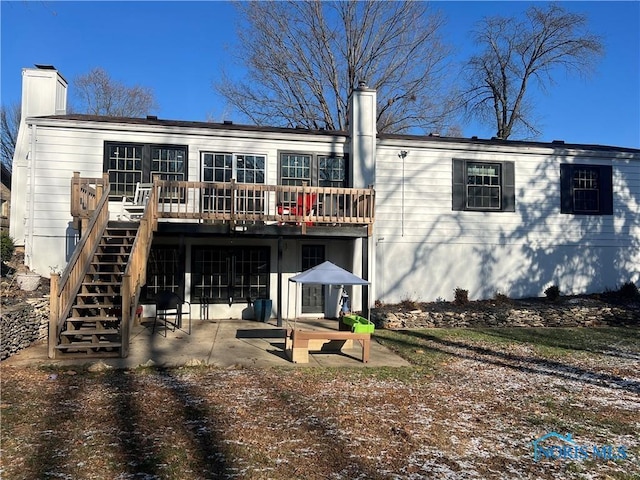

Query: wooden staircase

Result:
[55,222,139,357]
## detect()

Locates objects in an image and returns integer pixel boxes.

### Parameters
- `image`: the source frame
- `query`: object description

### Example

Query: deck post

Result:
[48,273,60,358]
[121,275,131,358]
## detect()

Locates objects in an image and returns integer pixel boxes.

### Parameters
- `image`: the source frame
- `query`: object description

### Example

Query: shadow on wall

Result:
[377,147,639,302]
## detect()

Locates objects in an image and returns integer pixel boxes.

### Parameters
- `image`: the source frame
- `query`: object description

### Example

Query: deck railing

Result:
[50,180,111,358]
[154,180,375,231]
[120,180,160,357]
[70,176,375,232]
[70,172,109,230]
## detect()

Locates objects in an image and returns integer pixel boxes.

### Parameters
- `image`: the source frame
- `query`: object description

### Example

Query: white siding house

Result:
[10,65,640,325]
[373,138,639,303]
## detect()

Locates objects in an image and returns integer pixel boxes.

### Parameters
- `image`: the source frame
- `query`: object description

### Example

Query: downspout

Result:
[27,124,37,267]
[398,151,408,237]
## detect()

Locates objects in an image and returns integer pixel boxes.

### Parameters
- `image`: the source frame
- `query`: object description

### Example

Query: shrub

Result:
[454,288,469,305]
[619,281,639,299]
[399,295,420,311]
[544,285,560,301]
[493,291,510,304]
[0,233,15,263]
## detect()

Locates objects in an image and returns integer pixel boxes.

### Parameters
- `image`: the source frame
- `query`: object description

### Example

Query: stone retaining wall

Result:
[1,298,49,360]
[371,298,640,330]
[1,296,638,361]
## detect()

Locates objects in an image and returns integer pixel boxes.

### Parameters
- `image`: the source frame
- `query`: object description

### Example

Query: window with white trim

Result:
[452,159,515,212]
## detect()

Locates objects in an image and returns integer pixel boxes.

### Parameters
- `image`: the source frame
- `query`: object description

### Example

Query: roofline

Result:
[30,114,348,138]
[27,114,640,154]
[378,132,640,154]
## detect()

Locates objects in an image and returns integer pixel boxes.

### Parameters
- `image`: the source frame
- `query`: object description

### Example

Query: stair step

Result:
[71,303,116,310]
[82,280,121,287]
[82,273,122,287]
[55,341,122,351]
[61,328,119,336]
[76,293,120,299]
[66,316,120,325]
[55,219,142,358]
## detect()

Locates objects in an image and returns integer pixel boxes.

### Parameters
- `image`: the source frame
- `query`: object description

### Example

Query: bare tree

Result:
[72,67,158,117]
[1,102,20,170]
[216,0,457,134]
[462,4,603,139]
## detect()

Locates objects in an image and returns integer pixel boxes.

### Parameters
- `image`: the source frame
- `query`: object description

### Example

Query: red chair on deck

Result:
[277,192,317,225]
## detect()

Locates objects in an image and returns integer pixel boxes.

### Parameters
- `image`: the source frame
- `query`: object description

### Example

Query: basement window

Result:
[191,246,269,304]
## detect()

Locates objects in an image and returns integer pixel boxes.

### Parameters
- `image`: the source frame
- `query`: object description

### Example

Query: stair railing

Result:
[119,176,160,357]
[49,179,111,358]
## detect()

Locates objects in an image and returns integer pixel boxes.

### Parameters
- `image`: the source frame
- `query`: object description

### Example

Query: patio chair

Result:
[119,182,153,220]
[152,290,191,336]
[277,192,317,225]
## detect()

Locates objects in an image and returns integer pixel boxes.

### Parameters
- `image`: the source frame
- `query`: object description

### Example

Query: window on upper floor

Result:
[452,159,515,212]
[104,142,187,200]
[280,153,347,187]
[200,152,266,214]
[560,164,613,215]
[318,155,346,188]
[279,153,347,208]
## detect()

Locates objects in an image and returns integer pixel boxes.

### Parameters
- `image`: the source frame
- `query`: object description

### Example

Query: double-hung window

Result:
[201,153,266,214]
[560,164,613,215]
[104,142,187,201]
[280,153,347,187]
[280,153,347,213]
[452,159,515,212]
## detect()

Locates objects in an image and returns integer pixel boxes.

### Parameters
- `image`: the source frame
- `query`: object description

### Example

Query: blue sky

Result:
[1,1,639,148]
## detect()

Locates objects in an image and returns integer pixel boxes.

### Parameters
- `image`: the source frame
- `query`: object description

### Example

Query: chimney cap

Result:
[34,64,56,70]
[146,115,158,120]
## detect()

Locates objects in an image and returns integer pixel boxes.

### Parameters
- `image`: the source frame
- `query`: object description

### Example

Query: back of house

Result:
[9,65,639,333]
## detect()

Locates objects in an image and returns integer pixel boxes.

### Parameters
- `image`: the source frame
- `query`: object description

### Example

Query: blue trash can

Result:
[260,299,272,322]
[253,299,272,322]
[253,299,263,321]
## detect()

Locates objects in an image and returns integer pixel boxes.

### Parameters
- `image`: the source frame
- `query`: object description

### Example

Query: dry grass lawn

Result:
[1,327,638,479]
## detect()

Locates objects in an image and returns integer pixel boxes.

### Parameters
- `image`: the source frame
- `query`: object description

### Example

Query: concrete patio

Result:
[2,316,410,369]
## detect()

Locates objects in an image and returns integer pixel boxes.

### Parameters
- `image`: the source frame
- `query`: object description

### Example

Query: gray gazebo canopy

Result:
[287,261,370,326]
[289,261,370,286]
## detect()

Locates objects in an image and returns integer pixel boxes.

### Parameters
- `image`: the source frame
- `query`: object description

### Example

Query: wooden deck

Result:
[71,175,375,235]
